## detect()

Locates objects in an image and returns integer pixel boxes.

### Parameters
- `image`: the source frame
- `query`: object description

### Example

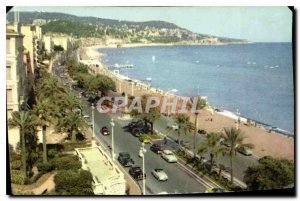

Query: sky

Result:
[13,6,293,42]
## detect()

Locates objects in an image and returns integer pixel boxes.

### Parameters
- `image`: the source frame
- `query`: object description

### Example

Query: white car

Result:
[167,123,179,131]
[151,169,168,181]
[161,150,178,163]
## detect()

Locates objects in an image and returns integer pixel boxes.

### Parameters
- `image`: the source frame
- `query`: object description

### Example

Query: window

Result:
[6,66,11,80]
[7,89,13,102]
[6,38,10,53]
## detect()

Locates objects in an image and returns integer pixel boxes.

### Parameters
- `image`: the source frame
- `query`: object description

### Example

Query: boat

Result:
[152,56,155,62]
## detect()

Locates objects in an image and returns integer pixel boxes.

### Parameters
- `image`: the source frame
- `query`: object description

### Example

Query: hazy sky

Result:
[14,6,292,42]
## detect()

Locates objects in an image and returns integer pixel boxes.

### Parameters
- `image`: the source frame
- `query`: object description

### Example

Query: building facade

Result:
[6,19,27,149]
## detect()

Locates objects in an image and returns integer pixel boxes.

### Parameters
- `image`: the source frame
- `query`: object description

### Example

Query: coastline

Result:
[80,45,294,161]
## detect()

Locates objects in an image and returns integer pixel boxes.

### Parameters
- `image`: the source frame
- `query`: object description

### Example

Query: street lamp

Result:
[91,104,95,139]
[110,118,115,161]
[139,143,147,195]
[236,109,240,130]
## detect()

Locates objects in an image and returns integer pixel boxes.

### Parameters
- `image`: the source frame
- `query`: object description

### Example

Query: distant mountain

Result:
[6,11,248,44]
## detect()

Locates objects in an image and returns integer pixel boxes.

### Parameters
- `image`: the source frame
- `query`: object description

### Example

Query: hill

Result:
[6,11,248,44]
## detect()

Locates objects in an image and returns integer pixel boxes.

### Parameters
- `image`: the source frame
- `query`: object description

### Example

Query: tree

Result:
[58,112,87,142]
[53,45,64,52]
[191,97,207,157]
[32,98,57,163]
[223,127,253,184]
[9,111,34,177]
[198,132,225,172]
[130,95,161,134]
[54,169,94,195]
[172,114,194,148]
[244,156,294,190]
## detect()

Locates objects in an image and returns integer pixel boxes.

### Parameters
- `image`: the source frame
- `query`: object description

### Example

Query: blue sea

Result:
[99,43,294,134]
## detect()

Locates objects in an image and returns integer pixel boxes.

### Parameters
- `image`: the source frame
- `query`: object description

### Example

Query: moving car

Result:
[151,168,168,181]
[205,187,225,193]
[139,134,151,144]
[150,144,163,154]
[161,150,178,163]
[129,166,146,180]
[100,126,110,135]
[237,146,253,156]
[118,152,135,167]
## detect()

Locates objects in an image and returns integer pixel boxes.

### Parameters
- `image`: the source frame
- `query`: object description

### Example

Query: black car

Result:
[118,152,135,167]
[129,166,146,180]
[198,129,207,135]
[150,144,163,154]
[127,120,144,131]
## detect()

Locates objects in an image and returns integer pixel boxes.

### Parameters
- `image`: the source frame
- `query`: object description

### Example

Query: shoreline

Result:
[79,45,294,160]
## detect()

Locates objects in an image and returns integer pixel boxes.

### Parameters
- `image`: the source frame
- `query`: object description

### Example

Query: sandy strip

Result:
[81,46,294,161]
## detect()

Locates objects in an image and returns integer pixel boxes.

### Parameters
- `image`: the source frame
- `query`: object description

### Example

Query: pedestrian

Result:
[164,137,167,145]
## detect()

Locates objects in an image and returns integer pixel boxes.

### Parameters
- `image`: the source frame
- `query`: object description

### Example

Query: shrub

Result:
[54,169,94,195]
[11,160,22,170]
[11,170,26,185]
[36,162,54,173]
[62,141,91,152]
[52,155,82,170]
[48,149,58,158]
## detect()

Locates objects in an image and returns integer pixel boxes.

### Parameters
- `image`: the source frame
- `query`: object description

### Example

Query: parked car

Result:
[150,144,163,154]
[220,138,231,147]
[139,134,151,144]
[129,166,146,180]
[205,187,225,193]
[100,126,110,135]
[167,123,179,131]
[237,146,253,156]
[118,152,135,167]
[198,129,207,135]
[151,168,168,181]
[131,126,150,137]
[127,120,144,131]
[161,150,178,163]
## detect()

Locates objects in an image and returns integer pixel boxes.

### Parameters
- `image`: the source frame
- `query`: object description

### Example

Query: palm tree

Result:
[58,112,88,142]
[197,132,225,172]
[223,127,253,184]
[62,92,83,113]
[32,98,57,164]
[191,97,207,157]
[36,76,66,100]
[9,111,34,177]
[173,114,194,148]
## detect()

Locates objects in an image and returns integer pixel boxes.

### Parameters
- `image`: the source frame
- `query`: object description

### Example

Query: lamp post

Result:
[236,109,240,130]
[139,143,147,195]
[110,118,115,161]
[194,110,199,157]
[91,104,95,139]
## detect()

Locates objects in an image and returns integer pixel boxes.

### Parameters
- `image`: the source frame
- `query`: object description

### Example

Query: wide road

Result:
[82,104,207,195]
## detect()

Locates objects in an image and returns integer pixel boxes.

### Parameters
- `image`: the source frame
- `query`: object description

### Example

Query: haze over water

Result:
[99,43,294,134]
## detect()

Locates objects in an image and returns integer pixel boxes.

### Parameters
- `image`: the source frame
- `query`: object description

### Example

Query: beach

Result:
[79,46,294,161]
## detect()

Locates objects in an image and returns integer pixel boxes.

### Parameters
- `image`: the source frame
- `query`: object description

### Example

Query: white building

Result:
[75,146,127,195]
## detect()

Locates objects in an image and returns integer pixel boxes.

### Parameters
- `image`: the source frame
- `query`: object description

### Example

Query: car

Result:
[118,152,135,167]
[167,123,179,131]
[237,146,253,156]
[129,166,146,180]
[139,134,151,144]
[150,144,163,154]
[151,168,168,181]
[220,138,231,147]
[161,150,178,163]
[101,126,110,135]
[205,188,225,193]
[198,129,207,135]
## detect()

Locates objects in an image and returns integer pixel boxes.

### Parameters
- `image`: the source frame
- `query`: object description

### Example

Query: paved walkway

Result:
[32,172,56,195]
